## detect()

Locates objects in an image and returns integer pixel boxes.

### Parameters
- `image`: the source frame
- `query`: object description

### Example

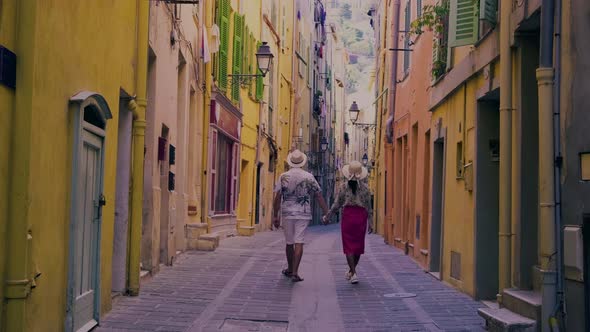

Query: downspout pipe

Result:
[550,0,565,326]
[127,0,149,296]
[201,0,213,229]
[498,0,513,299]
[386,0,401,144]
[5,0,37,330]
[537,0,558,328]
[289,1,298,150]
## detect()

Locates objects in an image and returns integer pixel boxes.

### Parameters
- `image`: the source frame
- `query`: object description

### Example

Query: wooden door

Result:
[73,129,103,332]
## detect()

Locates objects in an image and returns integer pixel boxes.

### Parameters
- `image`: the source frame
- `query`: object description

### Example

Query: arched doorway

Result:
[66,92,112,332]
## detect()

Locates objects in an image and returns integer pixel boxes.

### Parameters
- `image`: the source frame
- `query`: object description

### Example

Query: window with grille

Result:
[417,0,422,17]
[432,0,450,80]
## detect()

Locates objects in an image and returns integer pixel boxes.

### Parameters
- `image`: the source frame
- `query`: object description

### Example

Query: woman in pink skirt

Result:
[324,161,373,284]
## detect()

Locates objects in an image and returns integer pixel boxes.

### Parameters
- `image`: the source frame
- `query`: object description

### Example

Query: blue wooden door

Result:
[73,128,103,332]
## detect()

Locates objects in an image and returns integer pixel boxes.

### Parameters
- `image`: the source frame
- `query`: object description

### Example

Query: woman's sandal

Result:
[282,269,292,277]
[291,275,304,282]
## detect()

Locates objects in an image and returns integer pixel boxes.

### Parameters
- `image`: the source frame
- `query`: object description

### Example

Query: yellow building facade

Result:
[0,0,148,331]
[237,0,264,234]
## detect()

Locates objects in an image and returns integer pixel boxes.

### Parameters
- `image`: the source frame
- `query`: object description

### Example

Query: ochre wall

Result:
[3,1,140,330]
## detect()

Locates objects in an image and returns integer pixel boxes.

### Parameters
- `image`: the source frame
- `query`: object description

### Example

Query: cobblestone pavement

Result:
[95,224,486,332]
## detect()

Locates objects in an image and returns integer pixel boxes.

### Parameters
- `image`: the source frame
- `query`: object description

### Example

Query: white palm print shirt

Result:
[274,168,321,221]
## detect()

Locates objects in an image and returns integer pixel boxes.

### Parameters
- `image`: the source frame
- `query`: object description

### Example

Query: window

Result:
[208,128,218,212]
[242,26,249,78]
[231,14,244,101]
[307,32,312,87]
[210,131,239,214]
[214,134,231,212]
[271,0,278,28]
[248,33,255,96]
[255,41,264,101]
[298,33,306,78]
[281,5,286,40]
[403,3,411,74]
[417,0,422,17]
[217,0,230,91]
[448,0,497,47]
[432,0,450,80]
[268,67,274,135]
[208,125,238,214]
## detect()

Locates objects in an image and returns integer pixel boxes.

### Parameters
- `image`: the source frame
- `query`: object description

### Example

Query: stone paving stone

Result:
[97,225,485,332]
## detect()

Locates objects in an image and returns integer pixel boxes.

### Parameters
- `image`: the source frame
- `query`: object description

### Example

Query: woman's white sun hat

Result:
[287,149,308,168]
[341,160,368,180]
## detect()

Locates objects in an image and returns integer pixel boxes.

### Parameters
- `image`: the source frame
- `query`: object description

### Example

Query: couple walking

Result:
[272,149,373,284]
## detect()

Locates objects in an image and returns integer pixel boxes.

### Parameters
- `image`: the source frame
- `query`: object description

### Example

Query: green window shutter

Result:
[255,41,264,101]
[449,0,479,47]
[218,0,230,91]
[243,26,249,75]
[231,14,243,101]
[248,33,254,96]
[480,0,498,25]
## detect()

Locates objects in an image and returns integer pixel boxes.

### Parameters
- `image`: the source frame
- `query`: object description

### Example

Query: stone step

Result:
[503,289,542,322]
[185,223,210,250]
[238,226,255,236]
[139,269,152,285]
[194,234,220,251]
[478,308,537,332]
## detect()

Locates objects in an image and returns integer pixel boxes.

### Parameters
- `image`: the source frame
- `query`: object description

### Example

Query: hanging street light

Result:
[348,101,376,129]
[320,137,329,152]
[227,42,274,86]
[255,42,274,76]
[362,153,369,166]
[349,101,360,124]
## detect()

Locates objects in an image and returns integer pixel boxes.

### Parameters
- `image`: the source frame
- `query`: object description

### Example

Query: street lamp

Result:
[320,137,329,152]
[227,42,274,85]
[348,101,376,129]
[255,42,274,76]
[349,101,360,123]
[362,153,369,166]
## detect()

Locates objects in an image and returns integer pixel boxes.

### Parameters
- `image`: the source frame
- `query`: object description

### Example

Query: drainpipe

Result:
[4,0,37,329]
[498,0,513,300]
[386,0,400,144]
[127,0,149,296]
[201,0,213,229]
[550,0,565,326]
[290,1,298,150]
[537,0,557,328]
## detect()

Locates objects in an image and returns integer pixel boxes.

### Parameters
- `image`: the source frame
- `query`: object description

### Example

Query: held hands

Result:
[322,213,331,225]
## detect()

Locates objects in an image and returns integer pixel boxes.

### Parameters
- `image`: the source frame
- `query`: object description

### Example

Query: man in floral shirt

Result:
[272,150,329,282]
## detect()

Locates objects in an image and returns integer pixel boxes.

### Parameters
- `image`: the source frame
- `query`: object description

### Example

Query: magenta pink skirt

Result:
[341,206,368,255]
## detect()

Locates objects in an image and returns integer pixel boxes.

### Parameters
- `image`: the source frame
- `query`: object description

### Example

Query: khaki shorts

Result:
[283,219,310,244]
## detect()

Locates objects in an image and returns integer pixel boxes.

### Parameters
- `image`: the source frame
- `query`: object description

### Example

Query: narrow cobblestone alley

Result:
[96,225,486,332]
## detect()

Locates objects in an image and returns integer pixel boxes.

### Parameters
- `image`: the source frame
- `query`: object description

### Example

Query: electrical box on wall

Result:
[0,45,17,89]
[564,226,584,281]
